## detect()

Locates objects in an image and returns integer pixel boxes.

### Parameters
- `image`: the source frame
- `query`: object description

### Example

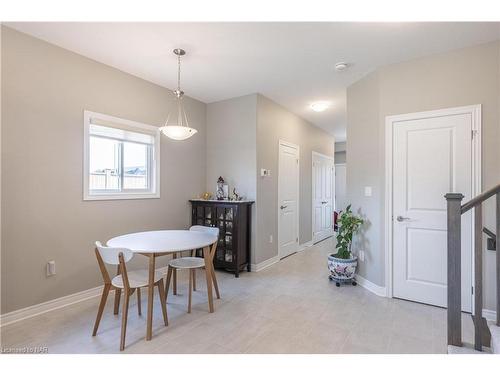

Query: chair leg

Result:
[193,269,197,291]
[136,288,142,316]
[172,254,177,295]
[120,290,131,351]
[92,284,111,336]
[157,279,168,326]
[188,269,193,313]
[211,268,221,299]
[165,266,173,300]
[113,288,121,315]
[173,269,177,295]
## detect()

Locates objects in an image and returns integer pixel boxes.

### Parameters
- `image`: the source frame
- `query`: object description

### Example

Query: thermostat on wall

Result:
[260,168,271,177]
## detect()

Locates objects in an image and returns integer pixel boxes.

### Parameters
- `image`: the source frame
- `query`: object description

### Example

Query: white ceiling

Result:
[7,22,500,141]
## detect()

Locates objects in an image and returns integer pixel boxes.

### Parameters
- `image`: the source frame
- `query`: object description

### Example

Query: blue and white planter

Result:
[328,254,357,285]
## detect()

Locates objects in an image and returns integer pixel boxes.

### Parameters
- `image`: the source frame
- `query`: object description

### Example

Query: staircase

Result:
[445,184,500,354]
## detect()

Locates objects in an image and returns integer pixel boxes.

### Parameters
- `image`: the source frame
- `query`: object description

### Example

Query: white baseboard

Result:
[483,309,497,322]
[298,241,313,252]
[0,266,169,328]
[250,255,280,272]
[250,241,313,272]
[355,275,499,317]
[355,274,387,297]
[0,285,103,327]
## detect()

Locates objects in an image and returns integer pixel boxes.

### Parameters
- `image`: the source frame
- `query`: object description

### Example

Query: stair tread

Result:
[487,321,500,354]
[447,343,491,354]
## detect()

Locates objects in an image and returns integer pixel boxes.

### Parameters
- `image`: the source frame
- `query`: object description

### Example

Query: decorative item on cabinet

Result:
[189,199,254,277]
[201,192,212,200]
[216,176,229,200]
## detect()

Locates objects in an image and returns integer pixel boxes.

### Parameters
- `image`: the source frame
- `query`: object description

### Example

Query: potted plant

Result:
[328,204,364,287]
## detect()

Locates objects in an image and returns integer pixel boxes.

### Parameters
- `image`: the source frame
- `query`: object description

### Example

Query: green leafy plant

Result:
[334,204,364,259]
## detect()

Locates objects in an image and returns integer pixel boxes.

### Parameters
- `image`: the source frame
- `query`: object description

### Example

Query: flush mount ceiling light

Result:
[310,101,331,112]
[160,48,198,141]
[334,62,349,72]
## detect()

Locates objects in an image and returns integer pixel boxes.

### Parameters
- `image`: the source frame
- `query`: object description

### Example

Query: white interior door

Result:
[335,164,346,212]
[312,152,334,243]
[278,141,299,259]
[392,111,473,311]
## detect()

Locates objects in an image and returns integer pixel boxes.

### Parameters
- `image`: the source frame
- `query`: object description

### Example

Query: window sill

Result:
[83,192,160,201]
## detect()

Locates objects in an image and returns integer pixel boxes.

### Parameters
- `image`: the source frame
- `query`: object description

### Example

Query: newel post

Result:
[445,193,464,347]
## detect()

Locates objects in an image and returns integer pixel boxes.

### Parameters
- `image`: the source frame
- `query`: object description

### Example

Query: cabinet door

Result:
[204,205,216,227]
[195,205,205,226]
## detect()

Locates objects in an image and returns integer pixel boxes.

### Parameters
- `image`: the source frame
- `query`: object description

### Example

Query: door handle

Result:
[396,215,411,222]
[280,205,288,210]
[321,201,328,204]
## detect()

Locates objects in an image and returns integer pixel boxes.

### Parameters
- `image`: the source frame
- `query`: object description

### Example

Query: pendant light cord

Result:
[177,53,181,91]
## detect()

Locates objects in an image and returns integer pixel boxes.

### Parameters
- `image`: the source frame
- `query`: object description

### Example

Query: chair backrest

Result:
[95,241,134,288]
[189,225,219,238]
[95,241,134,265]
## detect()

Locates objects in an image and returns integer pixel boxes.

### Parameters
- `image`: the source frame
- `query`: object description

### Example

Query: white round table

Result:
[107,230,217,253]
[107,230,218,341]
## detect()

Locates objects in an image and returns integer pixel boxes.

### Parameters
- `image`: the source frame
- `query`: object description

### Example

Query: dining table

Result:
[107,229,218,341]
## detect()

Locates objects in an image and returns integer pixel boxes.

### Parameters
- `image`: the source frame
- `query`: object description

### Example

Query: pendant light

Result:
[160,48,198,140]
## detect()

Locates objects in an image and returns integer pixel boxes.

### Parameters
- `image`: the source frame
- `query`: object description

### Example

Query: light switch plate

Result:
[46,260,56,276]
[364,186,372,197]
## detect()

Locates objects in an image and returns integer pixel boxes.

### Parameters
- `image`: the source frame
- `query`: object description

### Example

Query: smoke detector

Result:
[335,62,349,72]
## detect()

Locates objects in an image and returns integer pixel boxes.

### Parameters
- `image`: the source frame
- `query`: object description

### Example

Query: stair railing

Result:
[445,183,500,351]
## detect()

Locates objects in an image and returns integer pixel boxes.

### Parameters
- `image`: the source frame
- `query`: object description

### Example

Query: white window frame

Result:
[83,110,161,201]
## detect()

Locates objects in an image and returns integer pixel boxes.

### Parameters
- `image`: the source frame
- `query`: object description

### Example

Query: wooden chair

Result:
[92,241,168,351]
[165,226,221,313]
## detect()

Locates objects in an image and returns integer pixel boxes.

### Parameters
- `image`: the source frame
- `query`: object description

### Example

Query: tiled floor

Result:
[0,237,474,353]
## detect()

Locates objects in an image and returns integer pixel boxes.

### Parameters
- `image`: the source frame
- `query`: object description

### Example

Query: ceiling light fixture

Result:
[334,62,349,72]
[310,101,331,112]
[160,48,198,141]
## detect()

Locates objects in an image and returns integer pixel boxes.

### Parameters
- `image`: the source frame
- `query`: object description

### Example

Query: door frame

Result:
[384,105,481,308]
[278,140,300,258]
[311,151,335,243]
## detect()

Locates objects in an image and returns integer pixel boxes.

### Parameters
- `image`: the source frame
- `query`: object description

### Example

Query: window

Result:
[83,111,160,200]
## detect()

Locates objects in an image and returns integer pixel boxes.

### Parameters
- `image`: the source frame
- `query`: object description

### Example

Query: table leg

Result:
[146,254,155,341]
[203,246,214,313]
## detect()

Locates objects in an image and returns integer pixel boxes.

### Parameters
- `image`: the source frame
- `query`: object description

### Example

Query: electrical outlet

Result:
[269,235,273,243]
[46,260,56,276]
[358,250,365,262]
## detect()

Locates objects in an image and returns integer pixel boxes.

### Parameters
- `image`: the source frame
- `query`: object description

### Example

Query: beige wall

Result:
[256,94,335,264]
[346,71,382,285]
[1,27,207,313]
[206,95,257,200]
[206,94,335,265]
[206,94,257,262]
[335,142,346,164]
[347,41,500,309]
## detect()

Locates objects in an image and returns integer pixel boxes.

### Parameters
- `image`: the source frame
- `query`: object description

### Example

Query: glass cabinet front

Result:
[194,204,236,265]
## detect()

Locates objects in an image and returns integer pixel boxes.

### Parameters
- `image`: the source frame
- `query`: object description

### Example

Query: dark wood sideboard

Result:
[189,199,254,277]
